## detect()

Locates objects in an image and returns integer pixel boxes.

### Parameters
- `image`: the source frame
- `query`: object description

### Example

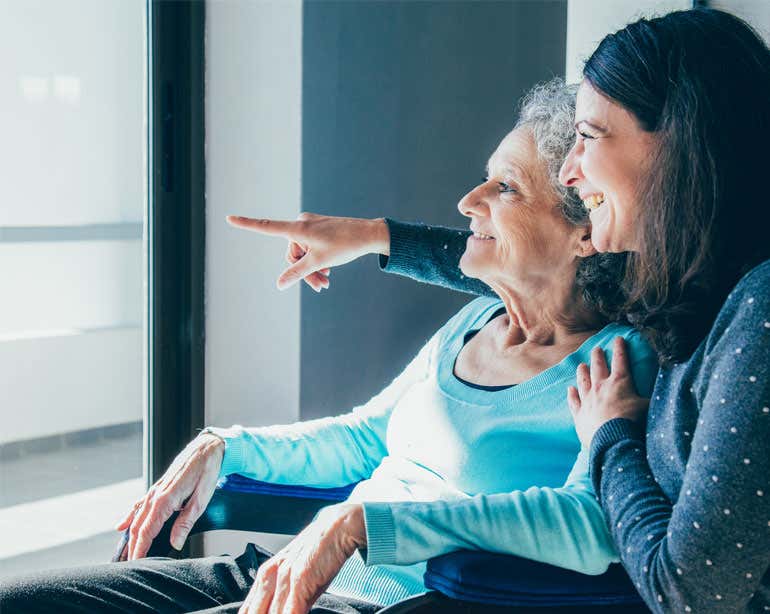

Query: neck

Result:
[484,274,600,349]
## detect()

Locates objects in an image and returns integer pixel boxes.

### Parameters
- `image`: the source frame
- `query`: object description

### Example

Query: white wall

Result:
[204,0,303,554]
[711,0,770,43]
[566,0,690,83]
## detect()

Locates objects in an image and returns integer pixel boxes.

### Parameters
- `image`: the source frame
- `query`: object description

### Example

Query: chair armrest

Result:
[424,550,644,608]
[112,475,358,561]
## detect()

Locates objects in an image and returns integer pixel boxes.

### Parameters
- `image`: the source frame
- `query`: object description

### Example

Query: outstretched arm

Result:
[226,213,493,297]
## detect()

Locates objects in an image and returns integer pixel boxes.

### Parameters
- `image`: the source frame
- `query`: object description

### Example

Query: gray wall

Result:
[300,0,568,419]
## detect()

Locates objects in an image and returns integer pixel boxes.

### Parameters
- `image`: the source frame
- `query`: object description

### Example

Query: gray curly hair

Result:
[515,78,585,225]
[514,78,627,321]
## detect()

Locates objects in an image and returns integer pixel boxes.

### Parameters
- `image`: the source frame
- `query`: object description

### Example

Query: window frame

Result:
[147,0,205,503]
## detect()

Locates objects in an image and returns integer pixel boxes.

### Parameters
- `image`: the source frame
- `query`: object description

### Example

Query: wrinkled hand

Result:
[567,337,650,448]
[226,213,390,292]
[115,433,225,560]
[239,504,366,614]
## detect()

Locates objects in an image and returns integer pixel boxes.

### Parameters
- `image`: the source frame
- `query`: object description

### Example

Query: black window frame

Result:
[147,0,206,528]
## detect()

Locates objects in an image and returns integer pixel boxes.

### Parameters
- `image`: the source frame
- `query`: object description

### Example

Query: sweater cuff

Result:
[380,218,426,275]
[361,502,397,565]
[588,418,645,495]
[201,425,247,480]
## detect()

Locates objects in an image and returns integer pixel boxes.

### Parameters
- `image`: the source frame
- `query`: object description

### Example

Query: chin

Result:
[458,253,483,279]
[588,217,615,253]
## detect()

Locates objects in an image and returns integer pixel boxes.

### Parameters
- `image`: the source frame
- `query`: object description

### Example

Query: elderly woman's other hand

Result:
[239,503,366,614]
[567,337,650,448]
[114,432,225,560]
[226,213,390,292]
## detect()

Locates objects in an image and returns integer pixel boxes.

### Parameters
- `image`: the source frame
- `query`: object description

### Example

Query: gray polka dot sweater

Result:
[380,219,770,613]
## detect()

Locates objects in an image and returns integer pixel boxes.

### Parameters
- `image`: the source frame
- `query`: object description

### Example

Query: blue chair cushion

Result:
[424,551,644,607]
[220,474,357,501]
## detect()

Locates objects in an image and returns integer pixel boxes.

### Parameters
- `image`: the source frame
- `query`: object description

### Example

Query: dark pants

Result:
[0,543,380,614]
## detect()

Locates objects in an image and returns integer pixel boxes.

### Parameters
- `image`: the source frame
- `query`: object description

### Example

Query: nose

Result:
[457,182,490,218]
[558,140,583,187]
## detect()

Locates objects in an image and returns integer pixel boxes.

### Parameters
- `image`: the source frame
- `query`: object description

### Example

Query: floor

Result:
[0,429,144,579]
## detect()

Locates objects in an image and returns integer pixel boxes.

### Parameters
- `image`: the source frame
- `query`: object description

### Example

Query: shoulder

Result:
[703,259,770,355]
[580,324,659,396]
[586,323,657,366]
[433,296,502,344]
[447,296,503,329]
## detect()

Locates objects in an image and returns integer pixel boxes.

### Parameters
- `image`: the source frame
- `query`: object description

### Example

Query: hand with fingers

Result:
[114,432,225,560]
[226,212,391,292]
[567,337,650,448]
[238,503,366,614]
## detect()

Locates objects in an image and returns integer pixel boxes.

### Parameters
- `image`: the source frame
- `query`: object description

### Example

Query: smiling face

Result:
[558,80,658,253]
[458,127,592,289]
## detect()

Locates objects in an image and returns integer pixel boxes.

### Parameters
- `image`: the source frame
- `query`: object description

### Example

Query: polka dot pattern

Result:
[588,260,770,612]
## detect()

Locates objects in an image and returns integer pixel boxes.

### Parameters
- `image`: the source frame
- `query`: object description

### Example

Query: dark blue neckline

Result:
[454,307,516,391]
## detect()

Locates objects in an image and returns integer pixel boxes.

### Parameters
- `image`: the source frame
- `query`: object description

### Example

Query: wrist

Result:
[369,218,390,256]
[341,504,367,549]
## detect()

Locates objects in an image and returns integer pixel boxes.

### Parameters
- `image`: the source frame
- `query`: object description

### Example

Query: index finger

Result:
[610,336,631,378]
[226,216,301,239]
[131,500,175,560]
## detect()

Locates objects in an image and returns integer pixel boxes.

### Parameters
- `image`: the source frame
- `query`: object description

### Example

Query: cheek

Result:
[499,221,549,263]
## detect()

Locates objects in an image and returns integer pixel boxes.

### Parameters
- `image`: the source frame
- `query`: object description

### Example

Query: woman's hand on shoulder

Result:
[226,213,390,292]
[239,503,366,614]
[114,432,225,560]
[567,336,650,447]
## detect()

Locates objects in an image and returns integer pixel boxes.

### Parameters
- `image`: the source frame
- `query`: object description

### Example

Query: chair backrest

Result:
[425,550,644,608]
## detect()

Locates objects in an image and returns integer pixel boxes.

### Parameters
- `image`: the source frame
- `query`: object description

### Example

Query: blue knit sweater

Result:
[381,218,770,612]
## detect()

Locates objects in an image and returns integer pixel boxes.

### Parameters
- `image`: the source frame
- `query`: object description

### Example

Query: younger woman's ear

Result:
[577,231,597,257]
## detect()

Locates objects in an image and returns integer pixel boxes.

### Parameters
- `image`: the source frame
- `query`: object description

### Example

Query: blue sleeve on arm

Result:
[380,218,495,297]
[362,449,619,575]
[206,331,438,488]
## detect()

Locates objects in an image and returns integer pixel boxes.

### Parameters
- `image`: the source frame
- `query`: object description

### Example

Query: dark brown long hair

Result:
[583,8,770,366]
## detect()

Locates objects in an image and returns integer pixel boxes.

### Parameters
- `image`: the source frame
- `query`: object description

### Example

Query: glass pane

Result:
[0,0,146,576]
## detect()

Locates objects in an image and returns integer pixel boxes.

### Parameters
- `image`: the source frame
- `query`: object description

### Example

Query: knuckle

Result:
[276,565,292,585]
[175,518,193,532]
[153,492,173,511]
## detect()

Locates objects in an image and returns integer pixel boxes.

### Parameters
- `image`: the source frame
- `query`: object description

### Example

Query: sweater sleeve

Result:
[362,448,619,575]
[379,218,496,298]
[205,331,438,488]
[589,280,770,612]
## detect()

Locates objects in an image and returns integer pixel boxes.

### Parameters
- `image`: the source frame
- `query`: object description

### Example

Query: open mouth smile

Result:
[582,193,605,211]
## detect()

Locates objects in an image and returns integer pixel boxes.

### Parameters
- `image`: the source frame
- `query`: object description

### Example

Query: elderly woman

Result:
[0,80,657,614]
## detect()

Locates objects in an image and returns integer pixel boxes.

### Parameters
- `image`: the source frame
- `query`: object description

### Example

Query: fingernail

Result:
[171,537,184,551]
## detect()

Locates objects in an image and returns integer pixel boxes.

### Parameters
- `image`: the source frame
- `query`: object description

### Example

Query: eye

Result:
[498,181,517,194]
[577,129,596,141]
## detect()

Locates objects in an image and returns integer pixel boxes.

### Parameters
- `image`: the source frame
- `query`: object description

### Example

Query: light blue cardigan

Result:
[208,296,658,606]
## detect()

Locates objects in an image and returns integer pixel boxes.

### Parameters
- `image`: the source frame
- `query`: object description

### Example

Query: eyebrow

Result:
[575,120,608,134]
[485,161,532,187]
